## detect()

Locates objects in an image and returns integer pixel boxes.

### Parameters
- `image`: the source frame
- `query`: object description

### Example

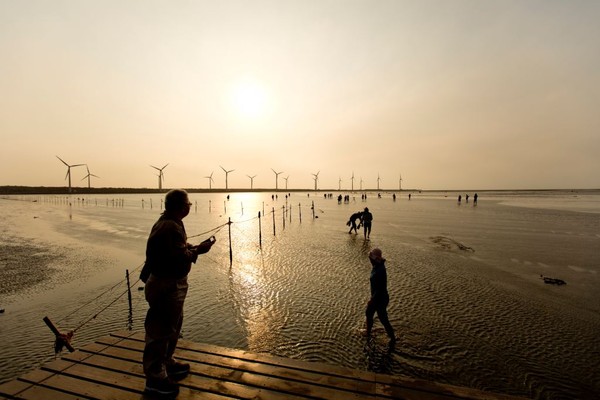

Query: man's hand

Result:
[195,237,216,255]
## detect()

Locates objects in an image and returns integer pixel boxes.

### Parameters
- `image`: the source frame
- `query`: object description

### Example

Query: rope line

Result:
[72,281,138,333]
[57,262,144,326]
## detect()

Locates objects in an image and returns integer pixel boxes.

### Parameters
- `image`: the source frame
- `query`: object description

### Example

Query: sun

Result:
[230,81,270,120]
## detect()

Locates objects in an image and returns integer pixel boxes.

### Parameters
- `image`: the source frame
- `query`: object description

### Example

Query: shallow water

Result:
[1,191,599,399]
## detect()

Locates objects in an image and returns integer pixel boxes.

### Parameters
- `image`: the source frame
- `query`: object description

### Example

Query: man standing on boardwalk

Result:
[366,248,396,345]
[141,189,215,398]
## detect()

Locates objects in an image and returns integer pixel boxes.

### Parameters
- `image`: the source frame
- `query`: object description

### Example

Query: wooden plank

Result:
[39,358,230,400]
[106,332,517,400]
[68,343,365,399]
[61,351,303,400]
[114,331,377,381]
[2,330,528,400]
[94,336,376,398]
[0,377,83,400]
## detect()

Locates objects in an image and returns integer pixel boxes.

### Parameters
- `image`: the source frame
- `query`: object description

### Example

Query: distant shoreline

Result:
[0,185,596,195]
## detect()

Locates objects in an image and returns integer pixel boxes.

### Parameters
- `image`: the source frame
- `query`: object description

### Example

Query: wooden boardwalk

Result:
[0,331,524,399]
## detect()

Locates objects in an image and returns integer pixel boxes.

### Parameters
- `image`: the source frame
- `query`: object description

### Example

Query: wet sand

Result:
[1,191,599,399]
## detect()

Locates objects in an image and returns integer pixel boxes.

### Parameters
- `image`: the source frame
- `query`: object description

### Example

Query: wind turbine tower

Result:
[81,165,100,189]
[271,168,283,190]
[56,156,84,193]
[338,177,342,191]
[220,166,234,190]
[351,172,355,192]
[399,174,403,191]
[311,171,320,191]
[377,173,381,191]
[247,174,257,190]
[150,164,168,190]
[205,171,214,189]
[283,175,289,190]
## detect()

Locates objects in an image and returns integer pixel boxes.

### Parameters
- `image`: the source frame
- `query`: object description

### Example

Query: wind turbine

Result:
[351,172,355,192]
[283,175,289,190]
[399,174,403,191]
[56,156,84,193]
[338,177,342,191]
[220,166,234,190]
[271,168,283,190]
[247,174,257,190]
[377,173,381,191]
[205,171,214,189]
[81,165,100,189]
[150,164,168,190]
[311,171,320,191]
[360,177,363,191]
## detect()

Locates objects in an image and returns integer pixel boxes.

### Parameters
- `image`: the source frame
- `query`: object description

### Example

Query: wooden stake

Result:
[228,217,233,267]
[258,211,262,248]
[43,316,75,352]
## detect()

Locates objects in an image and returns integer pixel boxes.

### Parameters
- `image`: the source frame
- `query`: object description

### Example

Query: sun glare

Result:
[230,81,270,120]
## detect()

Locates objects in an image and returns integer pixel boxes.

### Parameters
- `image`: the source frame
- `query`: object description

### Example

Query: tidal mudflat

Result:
[1,190,598,399]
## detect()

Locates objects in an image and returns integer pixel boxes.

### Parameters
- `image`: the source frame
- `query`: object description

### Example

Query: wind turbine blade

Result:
[220,165,227,172]
[65,170,70,180]
[150,165,160,171]
[71,164,85,167]
[162,163,169,170]
[56,156,69,166]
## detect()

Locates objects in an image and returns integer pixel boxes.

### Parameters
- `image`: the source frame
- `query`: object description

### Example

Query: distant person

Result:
[393,193,396,201]
[466,194,469,203]
[474,193,478,205]
[346,211,363,234]
[408,193,411,200]
[140,189,216,397]
[365,248,396,344]
[458,195,462,204]
[361,207,373,239]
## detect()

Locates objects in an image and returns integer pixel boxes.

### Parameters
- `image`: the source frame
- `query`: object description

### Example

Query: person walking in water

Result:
[366,248,396,344]
[361,207,373,239]
[140,189,216,398]
[347,211,363,234]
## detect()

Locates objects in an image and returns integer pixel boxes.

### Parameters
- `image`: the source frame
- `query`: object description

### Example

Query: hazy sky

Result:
[1,1,599,190]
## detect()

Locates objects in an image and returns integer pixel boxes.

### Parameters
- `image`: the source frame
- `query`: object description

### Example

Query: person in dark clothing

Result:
[366,248,395,344]
[361,207,373,239]
[141,189,215,398]
[346,211,363,234]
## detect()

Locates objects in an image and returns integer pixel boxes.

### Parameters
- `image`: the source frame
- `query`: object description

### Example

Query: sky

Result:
[1,0,599,191]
